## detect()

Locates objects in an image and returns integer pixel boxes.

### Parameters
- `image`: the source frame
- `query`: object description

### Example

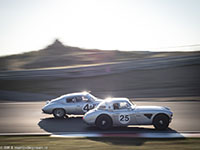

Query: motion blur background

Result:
[0,0,200,100]
[0,0,200,135]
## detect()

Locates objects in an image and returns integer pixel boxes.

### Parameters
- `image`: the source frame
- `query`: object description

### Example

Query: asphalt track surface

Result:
[0,99,200,134]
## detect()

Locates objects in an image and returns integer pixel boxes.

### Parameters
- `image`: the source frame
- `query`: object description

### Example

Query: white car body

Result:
[83,98,173,130]
[42,92,102,118]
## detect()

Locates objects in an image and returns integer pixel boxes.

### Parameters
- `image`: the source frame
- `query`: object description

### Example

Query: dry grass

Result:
[0,136,200,150]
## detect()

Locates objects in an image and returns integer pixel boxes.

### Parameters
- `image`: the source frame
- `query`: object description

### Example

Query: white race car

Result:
[42,92,103,118]
[83,98,173,130]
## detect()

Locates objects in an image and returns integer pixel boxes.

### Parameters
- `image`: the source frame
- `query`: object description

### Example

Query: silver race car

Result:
[42,92,102,118]
[83,98,173,130]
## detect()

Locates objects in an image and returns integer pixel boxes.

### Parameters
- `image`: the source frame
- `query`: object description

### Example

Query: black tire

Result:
[53,108,65,119]
[64,114,69,119]
[153,114,169,130]
[95,115,112,130]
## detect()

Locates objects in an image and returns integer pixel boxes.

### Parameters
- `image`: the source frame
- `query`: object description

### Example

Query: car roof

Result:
[97,98,131,109]
[61,92,89,98]
[104,97,130,103]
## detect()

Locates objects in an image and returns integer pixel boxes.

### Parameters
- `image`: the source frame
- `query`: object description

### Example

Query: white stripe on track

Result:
[50,132,200,138]
[1,132,200,138]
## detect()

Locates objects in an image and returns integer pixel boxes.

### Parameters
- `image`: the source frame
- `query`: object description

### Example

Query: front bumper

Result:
[42,109,51,114]
[82,116,95,126]
[169,113,173,123]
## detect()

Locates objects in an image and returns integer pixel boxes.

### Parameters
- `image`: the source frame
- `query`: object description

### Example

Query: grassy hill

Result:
[1,39,199,71]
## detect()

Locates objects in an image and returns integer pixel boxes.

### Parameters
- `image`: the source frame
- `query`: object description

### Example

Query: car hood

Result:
[135,106,169,111]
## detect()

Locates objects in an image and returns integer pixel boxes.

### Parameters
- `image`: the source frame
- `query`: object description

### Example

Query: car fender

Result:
[95,113,113,125]
[44,102,65,114]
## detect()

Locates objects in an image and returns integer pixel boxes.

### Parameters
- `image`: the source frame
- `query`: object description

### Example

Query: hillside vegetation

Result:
[0,39,199,71]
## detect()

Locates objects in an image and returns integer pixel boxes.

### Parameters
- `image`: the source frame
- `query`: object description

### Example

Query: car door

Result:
[63,96,77,114]
[112,102,137,126]
[76,95,95,114]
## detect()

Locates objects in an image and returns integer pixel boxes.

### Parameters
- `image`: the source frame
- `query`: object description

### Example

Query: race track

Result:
[0,99,200,134]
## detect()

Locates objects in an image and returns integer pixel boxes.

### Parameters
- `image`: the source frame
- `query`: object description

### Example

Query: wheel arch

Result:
[52,108,66,114]
[95,114,113,126]
[153,113,169,122]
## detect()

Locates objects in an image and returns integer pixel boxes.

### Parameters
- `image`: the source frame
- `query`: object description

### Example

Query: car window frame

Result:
[66,96,76,103]
[113,102,130,111]
[75,96,83,103]
[82,95,91,102]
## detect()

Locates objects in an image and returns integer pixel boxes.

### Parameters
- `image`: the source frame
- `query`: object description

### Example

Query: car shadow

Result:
[86,125,175,133]
[38,116,88,133]
[38,116,181,133]
[39,116,167,133]
[86,126,183,146]
[86,136,184,146]
[38,117,184,146]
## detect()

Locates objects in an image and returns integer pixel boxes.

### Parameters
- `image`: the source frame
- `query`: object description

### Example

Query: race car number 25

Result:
[119,114,130,124]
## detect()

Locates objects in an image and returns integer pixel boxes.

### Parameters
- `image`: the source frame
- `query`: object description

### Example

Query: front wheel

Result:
[53,108,65,119]
[153,114,169,130]
[95,115,112,130]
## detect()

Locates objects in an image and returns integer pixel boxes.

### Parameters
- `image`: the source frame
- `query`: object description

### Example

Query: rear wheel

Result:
[153,114,169,130]
[53,108,65,119]
[96,115,112,130]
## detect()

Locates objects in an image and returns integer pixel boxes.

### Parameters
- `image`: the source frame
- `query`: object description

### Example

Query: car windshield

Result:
[129,100,135,106]
[86,93,98,101]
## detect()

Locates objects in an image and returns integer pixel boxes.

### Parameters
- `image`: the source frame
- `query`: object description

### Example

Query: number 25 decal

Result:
[119,114,130,124]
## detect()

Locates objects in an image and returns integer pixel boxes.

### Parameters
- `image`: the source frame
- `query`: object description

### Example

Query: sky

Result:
[0,0,200,56]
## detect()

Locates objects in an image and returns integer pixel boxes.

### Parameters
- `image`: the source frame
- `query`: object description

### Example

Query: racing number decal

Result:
[83,104,90,112]
[119,114,130,124]
[82,103,94,112]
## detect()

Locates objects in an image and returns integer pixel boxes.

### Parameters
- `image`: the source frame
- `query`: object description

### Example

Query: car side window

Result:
[76,96,82,102]
[82,96,90,102]
[113,103,120,110]
[120,102,129,109]
[66,97,76,103]
[113,102,129,110]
